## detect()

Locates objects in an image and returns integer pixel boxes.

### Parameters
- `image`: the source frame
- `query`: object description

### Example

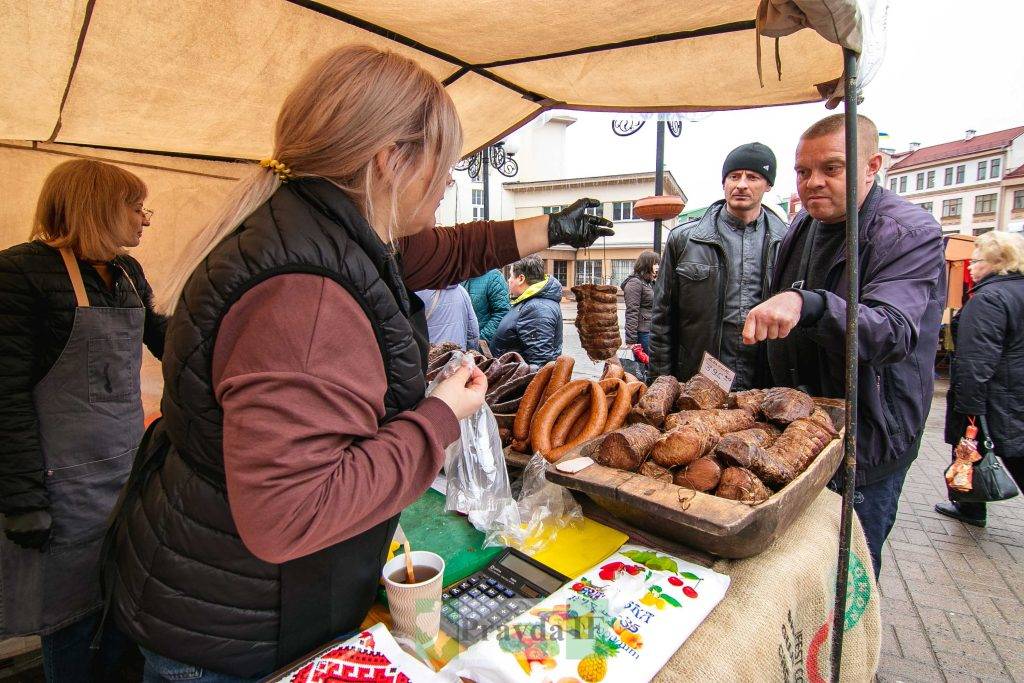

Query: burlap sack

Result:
[655,489,880,682]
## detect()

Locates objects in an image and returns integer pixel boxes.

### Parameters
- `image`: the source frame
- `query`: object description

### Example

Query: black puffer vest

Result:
[109,179,429,678]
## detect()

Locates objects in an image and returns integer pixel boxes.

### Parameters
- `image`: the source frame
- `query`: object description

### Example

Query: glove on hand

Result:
[547,199,615,249]
[3,509,52,550]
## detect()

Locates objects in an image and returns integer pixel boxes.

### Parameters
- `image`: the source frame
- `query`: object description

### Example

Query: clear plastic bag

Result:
[427,352,581,554]
[483,454,582,554]
[428,352,518,532]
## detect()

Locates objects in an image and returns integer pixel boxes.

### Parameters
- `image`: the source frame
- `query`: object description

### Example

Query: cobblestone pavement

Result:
[560,303,1023,682]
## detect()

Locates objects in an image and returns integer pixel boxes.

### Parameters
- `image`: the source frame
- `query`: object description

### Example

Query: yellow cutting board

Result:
[526,517,628,579]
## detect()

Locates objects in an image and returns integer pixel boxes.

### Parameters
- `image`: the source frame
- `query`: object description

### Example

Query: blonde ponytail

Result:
[160,44,462,314]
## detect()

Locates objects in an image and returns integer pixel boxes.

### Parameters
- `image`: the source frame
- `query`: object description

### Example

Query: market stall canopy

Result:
[1,0,867,160]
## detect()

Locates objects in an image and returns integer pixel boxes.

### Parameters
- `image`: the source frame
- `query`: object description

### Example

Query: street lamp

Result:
[611,113,708,252]
[453,140,519,220]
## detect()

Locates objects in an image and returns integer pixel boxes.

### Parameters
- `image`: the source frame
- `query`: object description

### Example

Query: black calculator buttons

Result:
[441,592,451,601]
[468,588,482,598]
[459,582,471,590]
[493,582,507,592]
[449,587,462,597]
[486,578,497,586]
[468,576,480,585]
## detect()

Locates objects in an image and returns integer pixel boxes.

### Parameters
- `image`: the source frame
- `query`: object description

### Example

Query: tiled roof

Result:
[889,126,1024,171]
[1004,163,1024,180]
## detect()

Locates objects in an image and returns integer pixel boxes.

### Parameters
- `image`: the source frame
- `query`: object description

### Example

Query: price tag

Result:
[699,352,735,394]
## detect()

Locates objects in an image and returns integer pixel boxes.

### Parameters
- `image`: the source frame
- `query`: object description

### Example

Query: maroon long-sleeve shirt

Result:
[212,220,518,564]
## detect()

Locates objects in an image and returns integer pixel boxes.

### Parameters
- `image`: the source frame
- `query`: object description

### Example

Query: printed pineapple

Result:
[577,631,620,682]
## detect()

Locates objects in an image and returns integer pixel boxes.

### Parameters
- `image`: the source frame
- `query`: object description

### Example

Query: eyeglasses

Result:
[969,258,987,265]
[134,206,154,220]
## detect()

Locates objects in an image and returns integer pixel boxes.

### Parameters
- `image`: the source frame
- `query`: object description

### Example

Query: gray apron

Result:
[0,248,143,636]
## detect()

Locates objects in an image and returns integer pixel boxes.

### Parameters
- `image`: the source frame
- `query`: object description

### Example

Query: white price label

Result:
[699,352,735,393]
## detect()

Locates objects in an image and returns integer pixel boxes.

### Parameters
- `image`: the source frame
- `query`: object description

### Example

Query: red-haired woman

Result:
[0,158,166,681]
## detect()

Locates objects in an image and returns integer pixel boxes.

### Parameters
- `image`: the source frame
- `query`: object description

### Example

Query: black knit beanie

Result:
[722,142,777,186]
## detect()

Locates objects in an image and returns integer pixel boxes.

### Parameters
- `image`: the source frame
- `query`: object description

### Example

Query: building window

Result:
[585,204,604,218]
[1014,189,1024,211]
[926,170,935,189]
[942,198,962,218]
[977,160,988,181]
[542,205,563,215]
[575,259,604,285]
[918,202,933,213]
[889,178,897,192]
[552,260,568,286]
[612,201,635,221]
[956,165,965,183]
[471,188,484,220]
[611,259,634,285]
[974,193,997,214]
[915,172,924,190]
[991,158,1002,178]
[973,226,994,237]
[944,167,953,185]
[899,176,907,193]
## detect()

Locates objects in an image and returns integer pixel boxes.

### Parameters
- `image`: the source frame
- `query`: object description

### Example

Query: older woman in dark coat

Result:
[936,231,1024,527]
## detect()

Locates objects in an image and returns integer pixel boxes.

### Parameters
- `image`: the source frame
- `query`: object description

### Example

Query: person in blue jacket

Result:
[462,269,511,342]
[490,255,563,366]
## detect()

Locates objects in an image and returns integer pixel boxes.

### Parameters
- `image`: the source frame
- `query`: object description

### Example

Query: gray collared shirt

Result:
[716,207,766,389]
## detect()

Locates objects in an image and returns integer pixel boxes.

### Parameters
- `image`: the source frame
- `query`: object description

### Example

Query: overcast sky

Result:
[542,0,1024,211]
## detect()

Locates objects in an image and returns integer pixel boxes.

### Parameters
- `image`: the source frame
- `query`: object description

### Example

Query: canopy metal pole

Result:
[482,147,491,221]
[653,119,666,253]
[831,47,860,682]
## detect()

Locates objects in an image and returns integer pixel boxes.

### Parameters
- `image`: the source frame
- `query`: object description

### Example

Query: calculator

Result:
[439,547,570,645]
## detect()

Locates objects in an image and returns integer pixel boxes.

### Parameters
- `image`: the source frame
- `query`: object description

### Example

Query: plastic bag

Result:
[483,454,583,554]
[945,422,981,493]
[427,352,518,532]
[428,353,582,554]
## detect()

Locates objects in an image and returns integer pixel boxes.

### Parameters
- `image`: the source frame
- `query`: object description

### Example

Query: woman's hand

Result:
[432,362,488,420]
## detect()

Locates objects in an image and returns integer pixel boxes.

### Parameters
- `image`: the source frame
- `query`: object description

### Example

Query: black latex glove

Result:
[547,199,615,249]
[3,509,52,550]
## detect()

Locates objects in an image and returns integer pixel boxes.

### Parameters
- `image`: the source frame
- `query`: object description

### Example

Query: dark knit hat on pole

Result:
[722,142,777,186]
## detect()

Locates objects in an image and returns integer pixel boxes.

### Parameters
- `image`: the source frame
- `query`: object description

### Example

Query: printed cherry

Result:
[683,586,698,599]
[667,577,683,587]
[624,565,641,576]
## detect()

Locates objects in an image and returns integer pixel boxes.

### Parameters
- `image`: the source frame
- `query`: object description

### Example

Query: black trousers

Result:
[947,448,1024,518]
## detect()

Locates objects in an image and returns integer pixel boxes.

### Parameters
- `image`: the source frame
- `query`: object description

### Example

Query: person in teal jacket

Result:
[462,269,511,342]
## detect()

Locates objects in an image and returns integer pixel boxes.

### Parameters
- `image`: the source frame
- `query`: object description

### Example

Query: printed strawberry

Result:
[666,576,683,586]
[597,561,624,581]
[623,565,641,576]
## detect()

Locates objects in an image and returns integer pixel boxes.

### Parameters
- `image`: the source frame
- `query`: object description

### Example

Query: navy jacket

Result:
[767,185,946,485]
[945,273,1024,459]
[490,275,563,366]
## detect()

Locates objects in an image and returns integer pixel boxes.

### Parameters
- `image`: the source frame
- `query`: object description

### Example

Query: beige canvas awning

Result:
[1,0,864,159]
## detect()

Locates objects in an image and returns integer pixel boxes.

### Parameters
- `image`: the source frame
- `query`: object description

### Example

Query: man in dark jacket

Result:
[650,142,789,389]
[490,255,563,366]
[745,114,945,577]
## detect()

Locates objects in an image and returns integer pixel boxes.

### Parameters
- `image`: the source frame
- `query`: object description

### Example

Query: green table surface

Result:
[396,488,504,587]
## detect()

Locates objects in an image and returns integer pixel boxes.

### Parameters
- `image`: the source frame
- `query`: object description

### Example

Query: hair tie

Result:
[259,158,294,182]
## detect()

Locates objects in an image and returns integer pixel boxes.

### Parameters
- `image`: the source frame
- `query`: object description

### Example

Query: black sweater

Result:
[0,241,167,514]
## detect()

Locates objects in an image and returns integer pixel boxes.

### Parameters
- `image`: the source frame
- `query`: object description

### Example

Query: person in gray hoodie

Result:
[416,285,480,350]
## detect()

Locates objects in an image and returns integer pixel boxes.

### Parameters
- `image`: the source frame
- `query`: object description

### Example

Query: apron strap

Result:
[58,247,90,308]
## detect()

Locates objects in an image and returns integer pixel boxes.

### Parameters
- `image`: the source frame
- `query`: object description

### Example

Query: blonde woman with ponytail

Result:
[108,44,612,681]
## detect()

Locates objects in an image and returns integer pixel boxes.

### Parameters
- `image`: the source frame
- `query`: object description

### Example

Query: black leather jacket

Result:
[649,201,788,383]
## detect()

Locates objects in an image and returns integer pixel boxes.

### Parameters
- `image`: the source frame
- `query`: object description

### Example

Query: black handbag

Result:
[951,416,1020,503]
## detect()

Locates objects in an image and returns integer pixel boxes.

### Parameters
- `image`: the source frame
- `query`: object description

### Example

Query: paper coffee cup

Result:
[382,550,446,644]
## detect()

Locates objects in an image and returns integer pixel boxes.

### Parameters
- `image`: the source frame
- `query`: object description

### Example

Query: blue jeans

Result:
[141,648,258,683]
[41,611,133,683]
[831,448,916,580]
[636,331,651,356]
